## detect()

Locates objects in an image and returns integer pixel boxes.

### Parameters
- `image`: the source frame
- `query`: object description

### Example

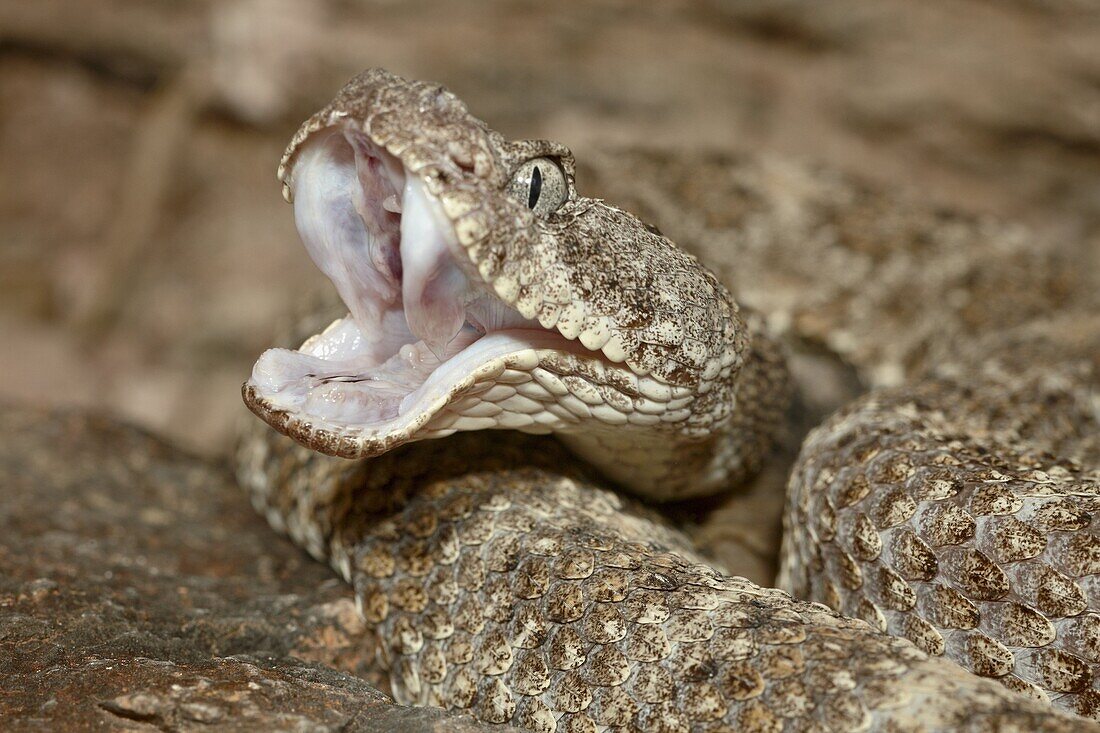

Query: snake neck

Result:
[557,318,790,500]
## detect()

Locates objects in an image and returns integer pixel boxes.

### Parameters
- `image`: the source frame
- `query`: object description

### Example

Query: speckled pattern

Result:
[782,318,1100,718]
[238,427,1090,732]
[579,150,1100,719]
[239,70,1098,730]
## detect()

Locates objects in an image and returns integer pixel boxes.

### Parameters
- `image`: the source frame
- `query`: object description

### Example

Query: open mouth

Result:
[248,127,575,434]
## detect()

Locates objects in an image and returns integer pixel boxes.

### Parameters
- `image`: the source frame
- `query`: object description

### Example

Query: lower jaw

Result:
[249,321,585,437]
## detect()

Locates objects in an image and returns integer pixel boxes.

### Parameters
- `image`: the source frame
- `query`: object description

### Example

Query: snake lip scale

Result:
[240,69,1097,731]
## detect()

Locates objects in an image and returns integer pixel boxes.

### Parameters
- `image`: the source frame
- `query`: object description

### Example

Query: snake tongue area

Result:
[248,126,558,436]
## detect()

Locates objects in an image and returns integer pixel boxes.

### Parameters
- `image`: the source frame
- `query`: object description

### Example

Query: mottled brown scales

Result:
[239,69,1100,730]
[784,363,1100,718]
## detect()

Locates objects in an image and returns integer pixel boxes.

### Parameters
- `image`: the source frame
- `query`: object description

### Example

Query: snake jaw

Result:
[246,117,590,456]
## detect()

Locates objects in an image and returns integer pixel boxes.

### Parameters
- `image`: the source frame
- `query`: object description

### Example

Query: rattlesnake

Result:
[237,69,1098,731]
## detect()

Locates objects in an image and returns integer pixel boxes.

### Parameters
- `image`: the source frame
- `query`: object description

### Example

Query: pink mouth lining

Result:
[249,126,552,431]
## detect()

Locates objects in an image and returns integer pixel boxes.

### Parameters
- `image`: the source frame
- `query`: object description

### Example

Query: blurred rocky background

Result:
[4,0,1100,458]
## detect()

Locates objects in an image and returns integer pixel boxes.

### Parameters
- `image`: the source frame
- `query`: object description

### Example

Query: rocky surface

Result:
[0,408,513,731]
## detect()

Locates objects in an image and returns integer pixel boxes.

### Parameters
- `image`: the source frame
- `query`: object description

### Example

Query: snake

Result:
[236,69,1099,731]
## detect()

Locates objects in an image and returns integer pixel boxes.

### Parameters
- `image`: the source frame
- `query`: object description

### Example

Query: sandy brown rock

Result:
[0,407,513,732]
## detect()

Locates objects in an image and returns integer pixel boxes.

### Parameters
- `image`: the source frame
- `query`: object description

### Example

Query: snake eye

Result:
[507,157,567,216]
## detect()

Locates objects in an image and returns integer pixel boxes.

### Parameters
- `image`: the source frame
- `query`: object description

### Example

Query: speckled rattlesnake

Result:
[236,69,1099,731]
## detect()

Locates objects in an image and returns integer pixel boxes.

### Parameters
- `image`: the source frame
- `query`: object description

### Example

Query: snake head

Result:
[244,69,747,476]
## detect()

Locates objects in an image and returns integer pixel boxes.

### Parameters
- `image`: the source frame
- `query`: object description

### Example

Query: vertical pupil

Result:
[528,165,543,209]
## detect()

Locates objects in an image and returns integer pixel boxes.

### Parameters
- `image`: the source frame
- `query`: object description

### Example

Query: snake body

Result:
[238,70,1098,730]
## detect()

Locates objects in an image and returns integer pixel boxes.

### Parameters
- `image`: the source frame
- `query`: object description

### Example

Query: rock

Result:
[0,407,512,731]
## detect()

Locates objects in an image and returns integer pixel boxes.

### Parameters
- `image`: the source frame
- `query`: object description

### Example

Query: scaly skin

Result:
[238,69,1097,730]
[237,422,1089,732]
[581,149,1100,719]
[782,317,1100,718]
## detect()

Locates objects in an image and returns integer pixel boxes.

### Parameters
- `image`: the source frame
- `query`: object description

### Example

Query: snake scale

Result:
[236,69,1099,731]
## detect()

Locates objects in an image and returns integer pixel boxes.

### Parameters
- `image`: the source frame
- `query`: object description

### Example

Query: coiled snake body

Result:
[238,70,1099,731]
